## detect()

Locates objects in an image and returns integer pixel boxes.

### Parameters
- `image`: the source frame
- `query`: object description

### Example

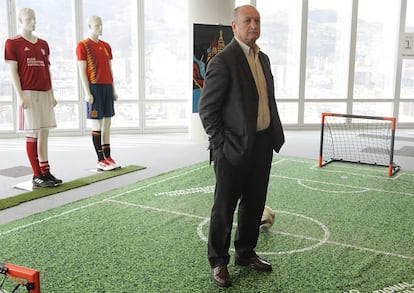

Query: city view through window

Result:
[0,0,413,136]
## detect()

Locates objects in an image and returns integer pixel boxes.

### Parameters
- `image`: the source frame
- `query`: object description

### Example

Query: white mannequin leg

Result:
[36,128,62,184]
[38,129,49,162]
[25,131,39,138]
[91,119,102,131]
[102,117,111,145]
[26,131,38,139]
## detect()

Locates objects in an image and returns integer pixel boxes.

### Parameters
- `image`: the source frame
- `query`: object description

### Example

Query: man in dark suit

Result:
[198,4,285,287]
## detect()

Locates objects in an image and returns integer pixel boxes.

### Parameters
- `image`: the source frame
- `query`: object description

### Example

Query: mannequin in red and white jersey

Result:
[5,7,62,188]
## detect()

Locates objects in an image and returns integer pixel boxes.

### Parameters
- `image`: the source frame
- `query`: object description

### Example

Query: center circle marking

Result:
[197,210,330,255]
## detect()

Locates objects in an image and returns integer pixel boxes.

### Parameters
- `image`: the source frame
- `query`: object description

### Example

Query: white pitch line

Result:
[271,174,414,197]
[272,158,289,165]
[310,164,405,180]
[0,200,105,237]
[154,185,215,196]
[107,199,205,220]
[273,157,407,180]
[0,160,412,262]
[106,198,414,261]
[296,180,370,194]
[0,164,209,236]
[326,239,414,261]
[108,165,210,200]
[269,230,414,260]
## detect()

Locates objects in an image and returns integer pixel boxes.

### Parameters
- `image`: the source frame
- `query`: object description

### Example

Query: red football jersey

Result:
[76,38,113,84]
[4,36,52,91]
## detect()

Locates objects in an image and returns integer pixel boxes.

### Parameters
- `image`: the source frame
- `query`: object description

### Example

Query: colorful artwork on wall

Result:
[192,23,233,113]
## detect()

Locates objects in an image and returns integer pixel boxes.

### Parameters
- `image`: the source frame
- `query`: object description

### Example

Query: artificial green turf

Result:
[0,165,145,211]
[0,157,413,292]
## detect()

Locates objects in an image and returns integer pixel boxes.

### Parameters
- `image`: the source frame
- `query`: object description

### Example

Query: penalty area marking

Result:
[272,174,414,197]
[296,180,370,194]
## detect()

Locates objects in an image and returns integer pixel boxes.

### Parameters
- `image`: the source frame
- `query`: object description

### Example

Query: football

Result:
[260,205,275,231]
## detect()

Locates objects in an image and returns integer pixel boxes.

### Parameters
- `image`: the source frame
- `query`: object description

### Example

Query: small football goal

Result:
[0,262,40,293]
[318,112,400,176]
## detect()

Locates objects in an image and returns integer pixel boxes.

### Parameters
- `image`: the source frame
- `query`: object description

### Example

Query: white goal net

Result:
[319,113,400,176]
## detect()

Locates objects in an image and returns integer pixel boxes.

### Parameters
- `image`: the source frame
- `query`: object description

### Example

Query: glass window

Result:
[353,102,393,117]
[144,0,187,101]
[354,0,399,100]
[304,102,346,123]
[400,0,414,101]
[305,0,352,99]
[1,1,14,131]
[144,0,188,128]
[0,0,11,103]
[112,103,139,127]
[399,102,414,122]
[258,0,302,99]
[406,0,414,32]
[0,105,13,131]
[145,102,187,127]
[54,104,79,129]
[1,1,413,136]
[401,59,414,100]
[235,0,252,7]
[278,102,299,124]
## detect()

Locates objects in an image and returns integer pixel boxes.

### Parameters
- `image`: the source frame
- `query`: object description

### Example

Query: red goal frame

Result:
[319,112,400,176]
[0,262,40,293]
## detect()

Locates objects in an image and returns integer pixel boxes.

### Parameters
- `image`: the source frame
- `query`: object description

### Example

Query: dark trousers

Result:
[208,129,273,268]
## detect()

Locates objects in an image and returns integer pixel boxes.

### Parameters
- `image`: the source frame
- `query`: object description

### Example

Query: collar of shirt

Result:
[234,37,260,58]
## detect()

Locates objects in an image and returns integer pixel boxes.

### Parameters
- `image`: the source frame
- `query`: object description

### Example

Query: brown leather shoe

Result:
[235,255,272,272]
[211,265,231,287]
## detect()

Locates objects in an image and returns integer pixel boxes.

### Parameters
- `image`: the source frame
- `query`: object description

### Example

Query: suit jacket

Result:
[199,38,285,166]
